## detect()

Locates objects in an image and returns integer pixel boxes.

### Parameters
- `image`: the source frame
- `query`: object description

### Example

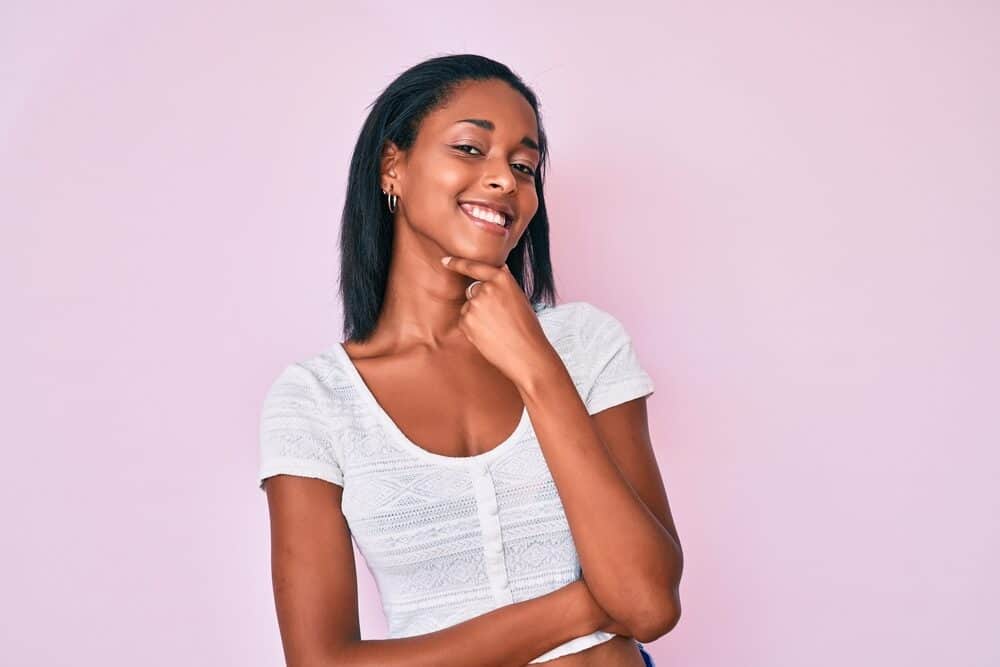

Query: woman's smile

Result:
[459,204,510,237]
[458,201,513,238]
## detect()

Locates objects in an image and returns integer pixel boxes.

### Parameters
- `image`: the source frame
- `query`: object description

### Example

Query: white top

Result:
[257,300,655,663]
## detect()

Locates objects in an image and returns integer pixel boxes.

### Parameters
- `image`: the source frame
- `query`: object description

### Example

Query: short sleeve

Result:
[258,362,345,490]
[580,304,656,415]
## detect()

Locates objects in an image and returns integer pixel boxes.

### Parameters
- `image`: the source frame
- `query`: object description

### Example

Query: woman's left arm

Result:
[517,353,683,644]
[440,256,684,644]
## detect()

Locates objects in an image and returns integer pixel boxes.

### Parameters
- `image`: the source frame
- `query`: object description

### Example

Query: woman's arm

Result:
[336,579,603,667]
[265,474,609,667]
[433,258,683,643]
[516,360,683,643]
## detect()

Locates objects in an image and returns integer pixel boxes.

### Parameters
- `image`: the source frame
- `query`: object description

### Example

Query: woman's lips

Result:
[458,202,510,227]
[458,204,509,237]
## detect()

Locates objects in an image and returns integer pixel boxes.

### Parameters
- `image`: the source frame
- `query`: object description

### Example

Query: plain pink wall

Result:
[3,2,997,665]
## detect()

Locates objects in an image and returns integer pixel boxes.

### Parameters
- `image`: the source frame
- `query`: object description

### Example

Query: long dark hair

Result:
[338,53,557,342]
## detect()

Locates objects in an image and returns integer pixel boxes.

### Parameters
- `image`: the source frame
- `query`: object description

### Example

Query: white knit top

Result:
[257,301,655,663]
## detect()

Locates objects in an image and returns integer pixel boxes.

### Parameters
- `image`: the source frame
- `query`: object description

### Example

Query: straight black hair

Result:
[338,53,558,342]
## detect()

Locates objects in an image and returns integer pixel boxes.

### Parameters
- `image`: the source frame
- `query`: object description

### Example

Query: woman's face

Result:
[382,79,541,266]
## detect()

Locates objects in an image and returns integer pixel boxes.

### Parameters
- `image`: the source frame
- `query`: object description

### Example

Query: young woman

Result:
[258,54,683,667]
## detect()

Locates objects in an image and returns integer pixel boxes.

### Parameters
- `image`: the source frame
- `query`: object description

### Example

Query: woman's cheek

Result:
[431,156,468,189]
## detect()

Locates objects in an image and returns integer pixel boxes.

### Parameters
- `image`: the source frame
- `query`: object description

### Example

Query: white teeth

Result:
[463,204,506,226]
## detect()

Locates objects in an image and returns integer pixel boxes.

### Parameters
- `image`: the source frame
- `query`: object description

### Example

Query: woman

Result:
[258,54,683,666]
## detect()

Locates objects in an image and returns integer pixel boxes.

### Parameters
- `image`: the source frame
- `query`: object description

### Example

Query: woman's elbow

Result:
[630,595,681,644]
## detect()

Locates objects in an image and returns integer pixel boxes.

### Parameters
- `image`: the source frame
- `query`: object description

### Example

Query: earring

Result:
[382,187,398,213]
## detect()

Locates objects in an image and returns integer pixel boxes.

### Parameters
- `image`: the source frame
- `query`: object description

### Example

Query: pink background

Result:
[3,2,997,665]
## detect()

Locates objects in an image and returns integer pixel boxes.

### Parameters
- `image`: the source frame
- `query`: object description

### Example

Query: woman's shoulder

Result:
[257,344,359,491]
[534,300,627,340]
[262,343,355,403]
[534,301,634,371]
[538,301,655,414]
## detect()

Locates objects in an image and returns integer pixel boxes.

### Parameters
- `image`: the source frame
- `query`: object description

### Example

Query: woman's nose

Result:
[483,157,517,193]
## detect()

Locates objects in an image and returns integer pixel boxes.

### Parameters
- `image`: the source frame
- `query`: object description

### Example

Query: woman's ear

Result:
[380,140,404,193]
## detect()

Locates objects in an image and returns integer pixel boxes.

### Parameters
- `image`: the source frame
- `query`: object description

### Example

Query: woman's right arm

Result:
[264,475,609,667]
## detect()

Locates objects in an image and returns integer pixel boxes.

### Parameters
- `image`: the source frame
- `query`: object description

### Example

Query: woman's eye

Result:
[454,145,535,177]
[454,144,483,155]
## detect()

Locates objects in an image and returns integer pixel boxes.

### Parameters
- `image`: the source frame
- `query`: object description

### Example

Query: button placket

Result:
[471,462,512,605]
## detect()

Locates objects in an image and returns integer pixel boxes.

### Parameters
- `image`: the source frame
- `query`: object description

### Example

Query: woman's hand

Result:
[440,255,560,388]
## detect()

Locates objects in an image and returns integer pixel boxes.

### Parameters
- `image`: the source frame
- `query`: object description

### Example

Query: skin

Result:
[264,78,683,667]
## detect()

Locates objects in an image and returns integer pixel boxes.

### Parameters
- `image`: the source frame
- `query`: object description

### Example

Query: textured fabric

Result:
[258,300,655,664]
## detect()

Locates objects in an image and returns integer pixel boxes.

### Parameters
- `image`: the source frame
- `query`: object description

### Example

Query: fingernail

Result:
[441,256,451,265]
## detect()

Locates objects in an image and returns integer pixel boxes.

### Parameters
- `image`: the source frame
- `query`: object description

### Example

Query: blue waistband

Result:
[635,641,655,667]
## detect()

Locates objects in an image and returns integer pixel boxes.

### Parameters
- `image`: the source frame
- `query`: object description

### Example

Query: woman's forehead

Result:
[428,80,538,138]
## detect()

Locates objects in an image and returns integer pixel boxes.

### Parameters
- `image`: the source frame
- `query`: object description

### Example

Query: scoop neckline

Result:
[331,341,532,467]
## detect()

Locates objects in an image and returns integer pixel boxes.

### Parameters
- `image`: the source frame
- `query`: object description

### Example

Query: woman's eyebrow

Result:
[453,118,539,151]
